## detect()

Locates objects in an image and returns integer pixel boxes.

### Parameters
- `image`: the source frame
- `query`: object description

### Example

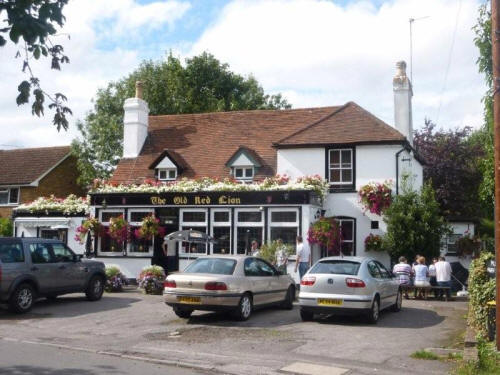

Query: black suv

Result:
[0,238,106,313]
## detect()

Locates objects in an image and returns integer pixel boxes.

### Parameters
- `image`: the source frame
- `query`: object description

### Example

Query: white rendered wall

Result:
[101,257,151,279]
[277,148,324,178]
[123,97,149,158]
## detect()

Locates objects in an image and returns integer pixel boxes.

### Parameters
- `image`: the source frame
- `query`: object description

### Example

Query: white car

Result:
[298,256,402,323]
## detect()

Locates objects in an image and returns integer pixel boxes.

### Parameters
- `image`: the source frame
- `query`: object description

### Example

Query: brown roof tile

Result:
[111,103,405,184]
[0,146,70,186]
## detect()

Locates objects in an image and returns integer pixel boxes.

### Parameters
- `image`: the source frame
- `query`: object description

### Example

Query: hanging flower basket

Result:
[456,233,481,257]
[307,217,342,255]
[75,217,101,244]
[108,215,129,242]
[134,215,165,241]
[358,181,392,216]
[364,233,384,252]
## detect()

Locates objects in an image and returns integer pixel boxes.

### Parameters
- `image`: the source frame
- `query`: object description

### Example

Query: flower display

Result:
[14,194,89,215]
[307,217,342,255]
[358,181,392,216]
[108,215,129,242]
[134,215,165,241]
[137,265,166,295]
[75,217,101,244]
[90,175,330,201]
[456,230,481,257]
[104,265,128,292]
[364,233,384,252]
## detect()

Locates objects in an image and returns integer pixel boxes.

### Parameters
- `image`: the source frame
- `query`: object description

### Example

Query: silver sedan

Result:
[164,255,296,320]
[298,256,402,323]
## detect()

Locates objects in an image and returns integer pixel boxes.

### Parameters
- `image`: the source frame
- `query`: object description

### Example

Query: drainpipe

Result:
[395,147,406,195]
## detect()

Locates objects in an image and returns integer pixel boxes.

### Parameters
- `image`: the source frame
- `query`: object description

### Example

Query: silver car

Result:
[298,256,402,323]
[164,255,296,320]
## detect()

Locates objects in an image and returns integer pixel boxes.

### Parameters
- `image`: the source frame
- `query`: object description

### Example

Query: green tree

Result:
[0,0,72,131]
[72,52,291,187]
[383,177,449,262]
[0,218,13,237]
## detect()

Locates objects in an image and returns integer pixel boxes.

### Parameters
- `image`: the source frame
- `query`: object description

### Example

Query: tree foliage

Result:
[72,52,291,187]
[0,218,13,237]
[0,0,72,131]
[383,177,449,262]
[413,119,485,219]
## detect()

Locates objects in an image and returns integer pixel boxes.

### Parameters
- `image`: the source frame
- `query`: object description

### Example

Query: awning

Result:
[14,217,70,228]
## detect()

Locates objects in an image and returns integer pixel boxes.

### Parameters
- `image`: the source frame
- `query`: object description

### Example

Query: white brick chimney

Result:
[393,61,413,145]
[123,81,149,158]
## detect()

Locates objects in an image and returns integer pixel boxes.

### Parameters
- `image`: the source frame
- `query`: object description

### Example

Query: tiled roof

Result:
[0,146,70,185]
[111,103,406,184]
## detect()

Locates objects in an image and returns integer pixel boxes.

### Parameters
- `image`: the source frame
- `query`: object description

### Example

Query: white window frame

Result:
[234,208,264,254]
[0,187,20,206]
[329,149,353,185]
[335,218,355,254]
[157,168,177,181]
[179,208,208,255]
[210,208,231,255]
[98,209,125,256]
[267,208,299,248]
[232,166,254,181]
[127,208,154,256]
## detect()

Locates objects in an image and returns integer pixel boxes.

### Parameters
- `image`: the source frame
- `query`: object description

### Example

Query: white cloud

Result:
[190,0,486,131]
[0,0,191,148]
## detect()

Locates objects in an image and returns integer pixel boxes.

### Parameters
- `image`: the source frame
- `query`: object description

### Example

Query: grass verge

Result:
[411,350,440,360]
[454,340,500,375]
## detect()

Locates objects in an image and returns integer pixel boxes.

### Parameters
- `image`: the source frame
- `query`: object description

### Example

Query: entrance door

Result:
[156,207,180,274]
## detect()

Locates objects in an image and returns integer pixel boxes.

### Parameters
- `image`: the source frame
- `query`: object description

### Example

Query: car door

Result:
[367,261,387,304]
[374,261,396,309]
[28,243,59,293]
[243,258,269,307]
[255,259,284,303]
[50,243,88,290]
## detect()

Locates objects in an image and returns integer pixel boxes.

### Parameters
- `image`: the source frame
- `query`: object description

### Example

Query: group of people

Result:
[392,255,453,299]
[248,236,311,277]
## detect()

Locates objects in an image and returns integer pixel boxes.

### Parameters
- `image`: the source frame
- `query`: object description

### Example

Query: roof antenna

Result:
[409,16,430,84]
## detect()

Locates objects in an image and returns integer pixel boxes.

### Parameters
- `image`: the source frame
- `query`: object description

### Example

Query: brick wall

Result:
[0,155,86,219]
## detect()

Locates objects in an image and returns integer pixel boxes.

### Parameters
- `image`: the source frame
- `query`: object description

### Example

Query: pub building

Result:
[88,61,424,281]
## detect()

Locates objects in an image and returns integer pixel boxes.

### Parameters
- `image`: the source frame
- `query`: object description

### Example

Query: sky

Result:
[0,0,487,149]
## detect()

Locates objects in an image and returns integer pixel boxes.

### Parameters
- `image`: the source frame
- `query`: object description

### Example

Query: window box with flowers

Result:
[364,233,384,252]
[358,181,392,216]
[307,217,343,256]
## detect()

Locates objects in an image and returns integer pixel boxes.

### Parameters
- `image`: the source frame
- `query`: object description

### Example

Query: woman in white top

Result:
[413,256,430,299]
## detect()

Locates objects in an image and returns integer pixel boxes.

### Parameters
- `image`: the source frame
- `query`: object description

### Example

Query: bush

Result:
[467,252,496,337]
[0,218,13,237]
[138,265,165,295]
[104,265,128,292]
[259,240,294,264]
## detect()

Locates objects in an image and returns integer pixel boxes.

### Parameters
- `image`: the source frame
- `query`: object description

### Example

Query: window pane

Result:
[341,150,352,167]
[367,261,382,278]
[341,169,352,182]
[29,244,52,263]
[330,170,340,182]
[0,191,8,204]
[212,227,230,254]
[245,168,253,177]
[340,221,354,241]
[310,260,360,275]
[51,244,74,262]
[184,258,236,275]
[236,227,262,254]
[214,211,229,222]
[330,150,340,167]
[9,188,19,204]
[235,168,243,177]
[101,212,123,223]
[238,211,262,222]
[182,211,206,223]
[159,170,167,179]
[129,226,152,253]
[271,211,297,222]
[341,242,354,255]
[0,243,24,263]
[40,229,59,240]
[168,170,176,179]
[130,211,151,223]
[100,228,123,253]
[270,227,297,250]
[255,259,275,276]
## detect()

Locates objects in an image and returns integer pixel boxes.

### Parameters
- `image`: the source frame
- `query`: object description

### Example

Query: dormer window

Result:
[158,168,177,181]
[226,147,262,183]
[233,166,254,180]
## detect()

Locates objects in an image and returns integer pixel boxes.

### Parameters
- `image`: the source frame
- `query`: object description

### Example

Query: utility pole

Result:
[491,0,500,351]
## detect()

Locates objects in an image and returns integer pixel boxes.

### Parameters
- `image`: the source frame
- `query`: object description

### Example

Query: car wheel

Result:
[234,293,252,321]
[300,309,314,321]
[366,297,380,324]
[9,283,35,313]
[282,286,295,310]
[391,289,403,312]
[85,275,104,301]
[173,306,193,319]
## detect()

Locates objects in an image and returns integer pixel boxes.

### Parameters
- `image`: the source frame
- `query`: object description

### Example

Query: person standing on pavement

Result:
[294,236,311,279]
[392,256,412,298]
[435,256,452,300]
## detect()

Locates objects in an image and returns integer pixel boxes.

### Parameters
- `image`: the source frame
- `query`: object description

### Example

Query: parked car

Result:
[164,255,295,320]
[0,238,106,313]
[298,256,402,323]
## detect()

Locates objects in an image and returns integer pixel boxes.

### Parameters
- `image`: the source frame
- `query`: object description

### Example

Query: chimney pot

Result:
[393,60,413,145]
[135,81,144,99]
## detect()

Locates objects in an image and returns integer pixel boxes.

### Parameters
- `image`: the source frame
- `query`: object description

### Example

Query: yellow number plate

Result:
[317,298,343,306]
[177,296,201,304]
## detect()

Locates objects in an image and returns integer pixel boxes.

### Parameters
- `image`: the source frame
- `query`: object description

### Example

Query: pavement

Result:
[0,288,468,375]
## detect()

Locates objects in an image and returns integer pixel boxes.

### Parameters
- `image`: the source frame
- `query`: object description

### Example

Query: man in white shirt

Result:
[294,236,311,279]
[434,256,452,299]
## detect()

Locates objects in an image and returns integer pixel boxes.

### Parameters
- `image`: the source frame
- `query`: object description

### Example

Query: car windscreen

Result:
[184,258,237,275]
[310,260,361,275]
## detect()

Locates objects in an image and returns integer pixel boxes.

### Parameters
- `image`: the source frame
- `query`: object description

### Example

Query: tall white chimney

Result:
[393,61,413,145]
[123,81,149,158]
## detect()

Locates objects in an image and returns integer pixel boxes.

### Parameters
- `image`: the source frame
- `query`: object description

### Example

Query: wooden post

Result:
[492,0,500,351]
